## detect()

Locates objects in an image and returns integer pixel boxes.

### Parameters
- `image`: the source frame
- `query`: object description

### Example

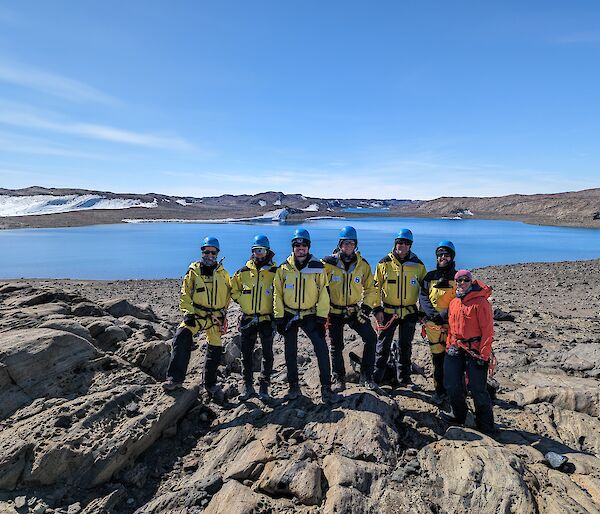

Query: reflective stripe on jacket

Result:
[447,280,494,361]
[374,251,426,318]
[179,261,231,318]
[231,259,277,316]
[273,254,330,319]
[322,251,378,312]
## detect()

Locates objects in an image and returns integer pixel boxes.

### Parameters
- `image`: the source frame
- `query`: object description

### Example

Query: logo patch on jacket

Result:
[265,288,272,295]
[285,284,294,289]
[354,277,361,283]
[410,278,417,285]
[332,276,341,282]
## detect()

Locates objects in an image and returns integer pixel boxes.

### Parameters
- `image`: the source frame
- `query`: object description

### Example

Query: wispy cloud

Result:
[555,31,600,44]
[0,108,195,151]
[0,59,117,104]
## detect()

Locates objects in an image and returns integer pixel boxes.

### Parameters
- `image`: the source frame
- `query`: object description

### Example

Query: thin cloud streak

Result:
[0,60,118,104]
[0,109,195,151]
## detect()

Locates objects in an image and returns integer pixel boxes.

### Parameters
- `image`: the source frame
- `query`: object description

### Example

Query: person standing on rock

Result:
[372,229,427,387]
[322,226,379,392]
[419,240,457,405]
[273,228,341,404]
[163,236,231,403]
[443,269,496,434]
[231,234,278,402]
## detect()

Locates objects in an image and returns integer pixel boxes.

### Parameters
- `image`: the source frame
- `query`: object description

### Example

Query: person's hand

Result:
[375,312,384,325]
[183,314,197,327]
[431,313,445,325]
[358,304,372,324]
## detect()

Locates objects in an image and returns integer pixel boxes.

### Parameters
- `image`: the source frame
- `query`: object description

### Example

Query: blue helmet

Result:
[291,227,311,246]
[252,234,270,250]
[436,240,456,258]
[201,236,220,251]
[395,228,413,243]
[339,225,358,243]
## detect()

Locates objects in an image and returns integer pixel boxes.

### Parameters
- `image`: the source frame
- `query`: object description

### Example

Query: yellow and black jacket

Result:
[180,260,231,328]
[322,251,378,315]
[419,265,456,352]
[231,258,278,321]
[374,251,427,319]
[273,254,330,320]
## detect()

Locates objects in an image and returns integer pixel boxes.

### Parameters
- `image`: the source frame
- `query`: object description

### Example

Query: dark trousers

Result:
[166,327,221,390]
[374,313,416,384]
[444,348,494,432]
[432,352,446,395]
[241,319,274,386]
[283,315,331,388]
[328,314,377,381]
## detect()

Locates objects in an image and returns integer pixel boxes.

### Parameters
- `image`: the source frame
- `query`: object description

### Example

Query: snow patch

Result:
[0,194,157,217]
[123,208,289,224]
[273,199,281,206]
[302,204,319,212]
[258,200,267,207]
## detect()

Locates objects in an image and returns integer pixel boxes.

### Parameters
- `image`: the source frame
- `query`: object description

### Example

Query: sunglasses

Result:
[202,250,218,255]
[395,240,412,246]
[252,247,267,253]
[292,242,309,248]
[456,277,471,284]
[437,252,452,258]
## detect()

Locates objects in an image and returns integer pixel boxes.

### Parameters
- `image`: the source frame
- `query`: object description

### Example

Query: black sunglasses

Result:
[456,277,471,284]
[437,252,452,258]
[292,242,309,248]
[202,250,218,255]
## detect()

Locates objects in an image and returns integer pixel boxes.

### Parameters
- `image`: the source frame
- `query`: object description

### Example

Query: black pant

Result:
[283,314,331,388]
[373,313,416,384]
[241,318,274,386]
[328,314,377,382]
[432,352,446,395]
[444,347,494,432]
[166,327,221,390]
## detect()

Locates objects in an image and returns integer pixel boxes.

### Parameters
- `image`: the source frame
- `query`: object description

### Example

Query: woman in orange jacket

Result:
[443,269,496,435]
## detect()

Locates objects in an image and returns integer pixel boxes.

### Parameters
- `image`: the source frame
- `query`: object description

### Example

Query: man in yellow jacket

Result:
[322,226,379,392]
[273,228,341,404]
[163,236,231,403]
[373,229,427,386]
[231,234,278,401]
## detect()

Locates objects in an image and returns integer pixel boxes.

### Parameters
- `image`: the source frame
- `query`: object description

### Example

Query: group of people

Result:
[162,226,496,435]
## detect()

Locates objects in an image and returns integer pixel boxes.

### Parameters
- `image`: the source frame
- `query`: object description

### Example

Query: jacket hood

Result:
[461,280,492,301]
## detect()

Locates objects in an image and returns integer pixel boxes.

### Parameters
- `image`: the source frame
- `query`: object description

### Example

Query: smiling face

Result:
[292,240,309,260]
[436,249,453,268]
[456,275,472,294]
[339,239,356,257]
[394,239,411,259]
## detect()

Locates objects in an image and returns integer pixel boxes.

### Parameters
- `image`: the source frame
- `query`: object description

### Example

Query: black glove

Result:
[276,319,287,335]
[358,304,372,323]
[316,316,328,326]
[430,313,445,325]
[183,314,197,327]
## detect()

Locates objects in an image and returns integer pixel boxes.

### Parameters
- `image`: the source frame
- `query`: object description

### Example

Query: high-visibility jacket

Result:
[273,254,330,320]
[231,258,278,319]
[179,260,231,324]
[447,280,494,361]
[419,265,456,353]
[374,251,427,319]
[322,251,378,314]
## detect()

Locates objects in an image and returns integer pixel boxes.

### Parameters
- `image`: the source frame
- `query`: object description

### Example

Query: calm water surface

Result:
[1,217,599,279]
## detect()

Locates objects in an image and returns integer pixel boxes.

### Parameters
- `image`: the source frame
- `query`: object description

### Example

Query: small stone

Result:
[528,331,537,339]
[15,496,27,509]
[295,409,306,418]
[126,401,139,416]
[67,503,81,514]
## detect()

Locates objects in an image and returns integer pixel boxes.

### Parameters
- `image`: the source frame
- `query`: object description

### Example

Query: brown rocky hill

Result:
[0,260,599,513]
[401,188,600,228]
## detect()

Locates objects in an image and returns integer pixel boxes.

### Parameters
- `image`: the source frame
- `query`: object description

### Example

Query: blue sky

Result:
[0,1,599,200]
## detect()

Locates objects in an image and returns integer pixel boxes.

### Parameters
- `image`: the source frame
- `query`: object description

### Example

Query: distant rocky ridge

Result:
[0,259,599,513]
[1,186,598,230]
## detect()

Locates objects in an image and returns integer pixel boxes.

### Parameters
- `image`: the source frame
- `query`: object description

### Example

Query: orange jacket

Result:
[446,280,494,361]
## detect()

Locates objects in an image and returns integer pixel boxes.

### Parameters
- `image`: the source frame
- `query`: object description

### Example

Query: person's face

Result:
[394,239,411,258]
[292,241,309,259]
[436,250,452,268]
[456,275,472,294]
[202,246,219,263]
[339,239,356,257]
[252,247,268,261]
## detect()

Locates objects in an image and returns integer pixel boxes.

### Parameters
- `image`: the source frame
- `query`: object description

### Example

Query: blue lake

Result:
[1,217,599,279]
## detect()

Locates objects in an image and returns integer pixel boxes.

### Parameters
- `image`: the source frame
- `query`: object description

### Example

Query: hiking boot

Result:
[321,386,343,404]
[206,384,225,405]
[239,383,257,401]
[284,386,302,401]
[332,377,346,393]
[258,382,270,401]
[441,410,463,426]
[359,376,382,391]
[431,392,447,406]
[162,378,183,391]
